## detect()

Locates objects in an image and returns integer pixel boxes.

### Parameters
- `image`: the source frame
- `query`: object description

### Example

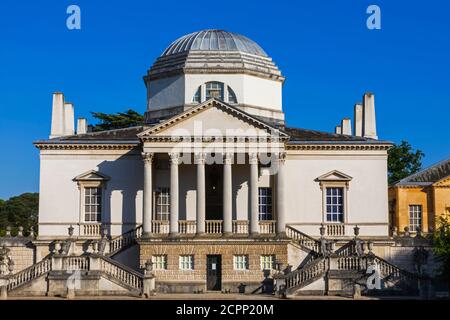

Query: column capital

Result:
[194,152,206,165]
[141,152,154,164]
[169,152,181,165]
[223,152,234,165]
[249,152,259,165]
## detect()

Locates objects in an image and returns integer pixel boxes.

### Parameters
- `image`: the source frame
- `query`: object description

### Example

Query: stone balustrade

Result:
[326,224,345,237]
[336,256,367,271]
[151,220,170,234]
[109,225,143,255]
[232,220,249,234]
[6,258,52,291]
[284,258,327,292]
[285,226,321,252]
[205,220,223,234]
[259,220,276,234]
[62,256,89,271]
[81,223,102,237]
[100,256,143,291]
[178,220,196,234]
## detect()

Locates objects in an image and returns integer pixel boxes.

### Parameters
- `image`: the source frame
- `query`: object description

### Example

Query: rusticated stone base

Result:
[138,239,289,293]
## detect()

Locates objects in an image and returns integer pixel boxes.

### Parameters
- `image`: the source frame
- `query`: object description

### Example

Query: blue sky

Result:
[0,0,449,199]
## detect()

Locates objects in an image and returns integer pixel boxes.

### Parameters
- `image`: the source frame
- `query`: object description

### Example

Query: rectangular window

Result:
[258,187,273,220]
[155,188,170,221]
[409,205,422,232]
[151,255,167,270]
[179,255,194,271]
[233,255,249,270]
[84,187,102,222]
[326,187,344,223]
[260,255,275,271]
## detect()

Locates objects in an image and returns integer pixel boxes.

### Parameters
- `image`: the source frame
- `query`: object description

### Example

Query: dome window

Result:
[192,81,238,104]
[193,87,201,103]
[228,87,237,104]
[206,82,224,100]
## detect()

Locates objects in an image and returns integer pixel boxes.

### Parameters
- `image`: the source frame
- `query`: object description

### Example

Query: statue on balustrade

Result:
[0,246,14,276]
[60,225,76,256]
[353,225,365,257]
[413,246,429,275]
[97,229,109,255]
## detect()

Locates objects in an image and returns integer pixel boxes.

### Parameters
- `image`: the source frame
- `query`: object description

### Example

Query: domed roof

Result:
[161,29,268,57]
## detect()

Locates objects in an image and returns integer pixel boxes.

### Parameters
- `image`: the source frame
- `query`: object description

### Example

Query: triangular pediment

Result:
[73,170,110,182]
[316,170,353,182]
[138,99,288,139]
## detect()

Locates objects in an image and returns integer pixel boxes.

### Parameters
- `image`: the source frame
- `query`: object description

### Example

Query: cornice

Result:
[285,144,391,151]
[140,136,288,143]
[145,67,285,83]
[34,142,139,150]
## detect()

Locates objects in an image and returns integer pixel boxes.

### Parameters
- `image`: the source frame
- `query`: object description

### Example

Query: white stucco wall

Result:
[185,74,282,111]
[38,149,143,238]
[285,150,389,236]
[147,73,282,114]
[38,147,389,238]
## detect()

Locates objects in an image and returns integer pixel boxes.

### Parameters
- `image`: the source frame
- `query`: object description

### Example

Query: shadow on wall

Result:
[97,149,143,235]
[384,237,438,277]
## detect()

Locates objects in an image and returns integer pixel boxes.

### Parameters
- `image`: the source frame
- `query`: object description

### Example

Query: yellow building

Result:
[389,158,450,234]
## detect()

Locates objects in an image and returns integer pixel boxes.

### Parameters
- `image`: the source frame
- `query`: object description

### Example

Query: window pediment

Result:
[73,170,110,182]
[315,170,353,182]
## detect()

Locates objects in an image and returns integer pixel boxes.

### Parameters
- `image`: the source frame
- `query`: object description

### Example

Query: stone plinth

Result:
[138,239,289,293]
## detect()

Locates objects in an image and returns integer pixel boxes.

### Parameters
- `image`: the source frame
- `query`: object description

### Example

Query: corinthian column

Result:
[276,152,287,235]
[196,152,206,234]
[142,152,154,237]
[249,153,259,235]
[223,153,233,235]
[169,152,180,235]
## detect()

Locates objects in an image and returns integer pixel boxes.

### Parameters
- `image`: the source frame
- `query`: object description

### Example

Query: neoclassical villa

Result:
[0,30,434,298]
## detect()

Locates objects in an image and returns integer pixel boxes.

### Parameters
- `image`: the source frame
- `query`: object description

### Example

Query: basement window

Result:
[179,255,194,271]
[152,255,167,270]
[260,255,275,271]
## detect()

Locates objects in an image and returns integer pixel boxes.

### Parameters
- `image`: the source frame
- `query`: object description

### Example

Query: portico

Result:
[140,151,286,237]
[138,99,288,238]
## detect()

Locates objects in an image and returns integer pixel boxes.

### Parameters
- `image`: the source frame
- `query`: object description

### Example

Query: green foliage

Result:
[0,193,39,236]
[388,141,424,184]
[89,109,144,132]
[432,215,450,287]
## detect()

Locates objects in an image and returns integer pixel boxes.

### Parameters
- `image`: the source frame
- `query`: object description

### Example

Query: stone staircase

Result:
[283,225,422,296]
[286,226,320,253]
[7,257,52,292]
[284,257,327,294]
[108,225,143,257]
[5,253,147,297]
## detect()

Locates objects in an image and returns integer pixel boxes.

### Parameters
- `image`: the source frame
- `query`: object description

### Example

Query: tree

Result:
[388,141,424,184]
[0,193,39,236]
[89,109,144,132]
[432,215,450,289]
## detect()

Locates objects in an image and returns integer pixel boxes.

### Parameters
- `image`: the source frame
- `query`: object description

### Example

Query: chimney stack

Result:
[335,125,342,134]
[50,92,65,138]
[64,102,75,136]
[362,93,378,139]
[77,118,87,134]
[341,118,352,135]
[353,103,363,136]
